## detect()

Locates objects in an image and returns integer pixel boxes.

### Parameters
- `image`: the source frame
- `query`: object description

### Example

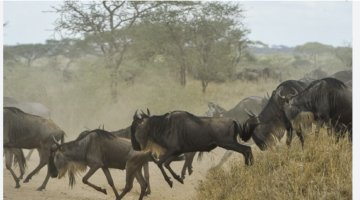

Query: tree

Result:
[188,2,249,92]
[4,44,50,67]
[333,41,352,68]
[52,1,165,102]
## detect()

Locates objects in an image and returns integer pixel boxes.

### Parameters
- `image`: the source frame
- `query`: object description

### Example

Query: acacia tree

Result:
[51,1,164,102]
[189,2,249,92]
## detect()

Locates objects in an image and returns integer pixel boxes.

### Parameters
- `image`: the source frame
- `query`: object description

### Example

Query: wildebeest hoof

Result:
[36,186,45,191]
[15,183,20,188]
[174,176,184,184]
[167,180,173,188]
[23,179,30,183]
[145,190,151,195]
[101,189,107,195]
[18,175,23,179]
[189,169,193,176]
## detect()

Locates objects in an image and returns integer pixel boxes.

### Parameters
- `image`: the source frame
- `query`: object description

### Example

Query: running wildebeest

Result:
[243,80,310,150]
[262,68,273,82]
[281,78,352,142]
[3,107,65,189]
[245,71,259,83]
[112,109,197,180]
[331,70,352,83]
[49,129,152,200]
[205,95,269,167]
[131,110,253,188]
[4,97,52,160]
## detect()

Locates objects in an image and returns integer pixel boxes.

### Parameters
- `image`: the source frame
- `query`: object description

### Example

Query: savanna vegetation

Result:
[3,1,352,199]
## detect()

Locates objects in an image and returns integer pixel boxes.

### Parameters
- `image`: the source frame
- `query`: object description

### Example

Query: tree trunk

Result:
[201,79,208,93]
[180,64,186,86]
[110,68,119,103]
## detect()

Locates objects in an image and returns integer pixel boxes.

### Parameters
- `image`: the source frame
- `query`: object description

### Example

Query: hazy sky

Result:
[1,1,353,47]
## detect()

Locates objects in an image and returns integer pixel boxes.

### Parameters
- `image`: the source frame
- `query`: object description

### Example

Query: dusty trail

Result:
[3,147,246,200]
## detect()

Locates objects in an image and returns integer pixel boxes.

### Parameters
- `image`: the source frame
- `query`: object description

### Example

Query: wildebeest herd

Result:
[3,69,352,200]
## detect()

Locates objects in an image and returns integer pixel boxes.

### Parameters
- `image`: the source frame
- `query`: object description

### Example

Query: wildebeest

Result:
[245,71,259,83]
[262,68,273,82]
[273,69,282,83]
[4,97,52,161]
[331,70,352,83]
[3,107,65,189]
[49,129,152,200]
[305,68,330,79]
[131,110,253,188]
[204,96,269,167]
[243,80,309,150]
[281,78,352,141]
[298,77,316,85]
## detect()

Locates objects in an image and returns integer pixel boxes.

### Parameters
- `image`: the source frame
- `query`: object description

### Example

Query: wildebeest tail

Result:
[174,154,186,161]
[13,148,27,169]
[197,152,204,162]
[236,121,252,142]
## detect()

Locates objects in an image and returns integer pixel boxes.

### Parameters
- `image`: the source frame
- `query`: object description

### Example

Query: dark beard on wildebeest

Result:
[283,78,352,141]
[244,80,309,150]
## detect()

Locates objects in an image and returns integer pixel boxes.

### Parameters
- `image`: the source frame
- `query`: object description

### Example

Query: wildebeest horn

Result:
[267,92,270,98]
[53,135,61,149]
[147,108,150,116]
[291,87,298,96]
[134,109,140,120]
[277,89,285,99]
[245,109,254,118]
[249,110,258,118]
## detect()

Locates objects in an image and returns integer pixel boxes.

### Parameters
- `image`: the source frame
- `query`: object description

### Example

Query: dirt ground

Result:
[3,147,249,200]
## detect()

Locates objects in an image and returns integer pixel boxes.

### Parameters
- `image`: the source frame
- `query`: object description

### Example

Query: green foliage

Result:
[3,43,51,67]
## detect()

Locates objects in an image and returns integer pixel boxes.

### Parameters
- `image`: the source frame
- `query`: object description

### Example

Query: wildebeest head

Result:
[243,80,308,150]
[49,135,88,187]
[49,136,65,178]
[131,110,151,151]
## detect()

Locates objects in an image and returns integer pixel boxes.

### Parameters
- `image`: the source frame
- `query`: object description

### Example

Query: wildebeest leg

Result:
[218,142,253,165]
[82,165,107,194]
[163,155,184,184]
[37,161,52,191]
[4,148,21,188]
[143,163,151,195]
[134,169,148,200]
[23,147,49,183]
[286,129,294,147]
[181,152,196,179]
[25,149,35,161]
[296,130,305,150]
[102,167,120,199]
[153,150,179,188]
[215,150,234,168]
[118,168,136,199]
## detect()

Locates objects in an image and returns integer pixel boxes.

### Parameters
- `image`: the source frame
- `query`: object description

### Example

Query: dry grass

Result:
[195,129,352,200]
